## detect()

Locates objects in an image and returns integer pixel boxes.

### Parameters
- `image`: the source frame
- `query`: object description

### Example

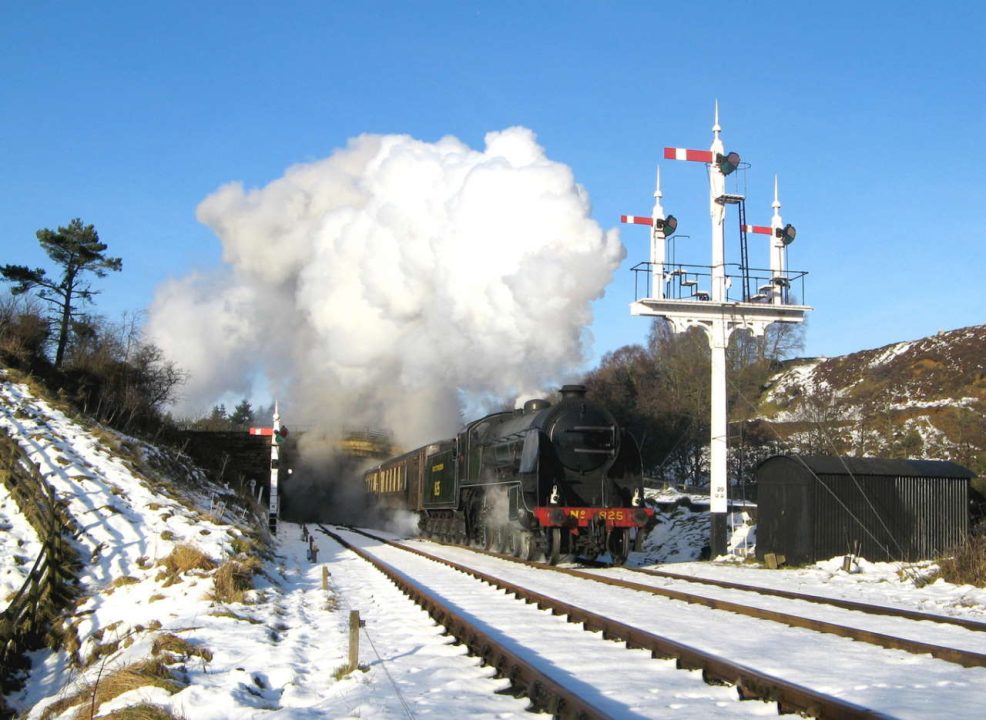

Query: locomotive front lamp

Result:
[716,151,741,176]
[776,223,797,245]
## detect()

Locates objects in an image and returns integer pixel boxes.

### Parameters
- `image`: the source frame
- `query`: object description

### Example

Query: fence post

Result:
[348,610,362,672]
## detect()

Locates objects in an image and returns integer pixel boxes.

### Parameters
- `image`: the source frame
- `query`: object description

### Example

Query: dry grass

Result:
[936,531,986,587]
[151,632,213,662]
[40,659,183,720]
[84,639,121,667]
[110,576,140,589]
[210,558,259,604]
[156,544,216,585]
[208,609,263,624]
[100,704,186,720]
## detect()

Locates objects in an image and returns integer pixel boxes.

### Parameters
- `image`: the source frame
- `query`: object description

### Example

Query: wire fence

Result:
[0,430,79,705]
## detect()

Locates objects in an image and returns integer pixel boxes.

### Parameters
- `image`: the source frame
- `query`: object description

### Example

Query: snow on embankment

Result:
[0,371,254,716]
[0,469,42,609]
[0,372,534,720]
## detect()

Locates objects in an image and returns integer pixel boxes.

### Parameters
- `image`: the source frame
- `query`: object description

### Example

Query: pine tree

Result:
[1,218,122,367]
[230,398,254,427]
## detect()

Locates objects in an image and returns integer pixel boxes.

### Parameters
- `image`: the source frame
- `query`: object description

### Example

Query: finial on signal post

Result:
[652,166,664,215]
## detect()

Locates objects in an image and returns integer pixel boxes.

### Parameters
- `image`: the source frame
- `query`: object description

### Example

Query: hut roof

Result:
[759,455,975,480]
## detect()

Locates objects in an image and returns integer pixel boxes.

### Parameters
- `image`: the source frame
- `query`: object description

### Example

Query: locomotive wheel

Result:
[609,529,631,566]
[481,524,493,550]
[633,528,646,553]
[548,528,562,565]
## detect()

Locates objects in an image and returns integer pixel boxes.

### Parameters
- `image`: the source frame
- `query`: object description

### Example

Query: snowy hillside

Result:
[759,324,986,474]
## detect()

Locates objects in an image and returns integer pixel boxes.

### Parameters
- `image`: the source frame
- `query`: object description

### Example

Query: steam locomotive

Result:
[364,384,654,564]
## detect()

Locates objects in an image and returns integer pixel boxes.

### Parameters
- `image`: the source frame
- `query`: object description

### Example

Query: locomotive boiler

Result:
[364,384,654,564]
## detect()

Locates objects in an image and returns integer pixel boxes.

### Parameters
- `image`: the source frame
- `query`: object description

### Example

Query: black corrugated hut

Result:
[756,455,974,564]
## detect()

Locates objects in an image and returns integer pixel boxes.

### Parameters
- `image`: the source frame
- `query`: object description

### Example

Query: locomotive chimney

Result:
[560,384,587,399]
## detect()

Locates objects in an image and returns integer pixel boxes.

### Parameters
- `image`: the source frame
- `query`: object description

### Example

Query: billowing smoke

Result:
[148,128,623,449]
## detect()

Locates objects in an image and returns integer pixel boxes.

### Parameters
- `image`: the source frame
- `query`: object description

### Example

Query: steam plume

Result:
[148,128,623,448]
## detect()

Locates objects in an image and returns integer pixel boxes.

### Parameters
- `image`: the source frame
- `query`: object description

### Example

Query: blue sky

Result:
[2,1,984,376]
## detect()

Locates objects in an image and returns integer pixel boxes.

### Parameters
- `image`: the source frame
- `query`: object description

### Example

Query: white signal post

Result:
[621,169,670,300]
[627,103,811,557]
[248,403,285,534]
[770,177,788,305]
[270,402,281,533]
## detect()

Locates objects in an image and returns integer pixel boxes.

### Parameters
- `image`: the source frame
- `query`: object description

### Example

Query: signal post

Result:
[623,105,810,557]
[249,403,289,534]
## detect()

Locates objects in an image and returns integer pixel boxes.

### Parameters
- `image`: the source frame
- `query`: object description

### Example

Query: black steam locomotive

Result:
[364,384,654,564]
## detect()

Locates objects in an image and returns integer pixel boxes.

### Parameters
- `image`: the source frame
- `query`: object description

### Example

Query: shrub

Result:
[936,531,986,587]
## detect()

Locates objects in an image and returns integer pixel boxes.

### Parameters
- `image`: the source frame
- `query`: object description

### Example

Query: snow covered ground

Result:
[0,478,41,609]
[3,369,986,718]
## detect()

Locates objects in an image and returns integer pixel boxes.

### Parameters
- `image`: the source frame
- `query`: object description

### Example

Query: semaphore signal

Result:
[622,101,811,558]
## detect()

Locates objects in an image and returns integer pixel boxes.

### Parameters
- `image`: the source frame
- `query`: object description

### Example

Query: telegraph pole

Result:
[623,103,811,557]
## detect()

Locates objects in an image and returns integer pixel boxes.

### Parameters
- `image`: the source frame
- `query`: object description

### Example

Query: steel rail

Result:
[421,536,986,667]
[319,525,611,720]
[625,565,986,633]
[342,527,889,720]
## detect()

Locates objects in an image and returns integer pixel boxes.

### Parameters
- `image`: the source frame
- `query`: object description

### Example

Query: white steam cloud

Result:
[148,128,623,448]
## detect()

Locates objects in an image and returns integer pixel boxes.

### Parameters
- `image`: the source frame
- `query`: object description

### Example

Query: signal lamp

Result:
[775,224,797,245]
[655,214,678,235]
[716,151,741,176]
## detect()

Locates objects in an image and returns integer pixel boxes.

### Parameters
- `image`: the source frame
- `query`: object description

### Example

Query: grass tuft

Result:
[100,703,187,720]
[157,544,216,582]
[935,530,986,587]
[151,632,213,662]
[39,659,184,720]
[209,558,258,604]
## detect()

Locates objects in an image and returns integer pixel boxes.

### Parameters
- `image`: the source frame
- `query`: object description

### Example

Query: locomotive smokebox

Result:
[560,384,587,399]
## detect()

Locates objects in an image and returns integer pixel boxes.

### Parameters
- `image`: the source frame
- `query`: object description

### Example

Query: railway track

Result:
[415,533,986,667]
[323,525,894,719]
